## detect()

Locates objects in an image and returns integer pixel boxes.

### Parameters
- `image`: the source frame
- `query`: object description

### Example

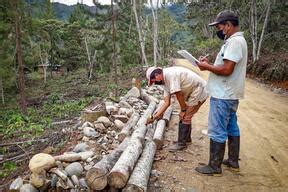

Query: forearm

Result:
[154,96,170,120]
[204,64,232,76]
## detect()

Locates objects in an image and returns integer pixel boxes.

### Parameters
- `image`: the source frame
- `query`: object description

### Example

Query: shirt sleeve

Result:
[223,39,243,63]
[168,74,181,94]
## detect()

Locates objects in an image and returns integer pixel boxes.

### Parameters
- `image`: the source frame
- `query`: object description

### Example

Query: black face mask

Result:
[216,30,225,40]
[154,80,164,85]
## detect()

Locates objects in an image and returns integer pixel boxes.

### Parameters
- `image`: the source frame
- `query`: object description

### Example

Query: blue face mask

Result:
[216,30,225,40]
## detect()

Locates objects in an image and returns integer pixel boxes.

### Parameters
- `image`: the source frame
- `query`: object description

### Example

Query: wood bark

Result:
[123,120,156,191]
[256,0,271,61]
[108,137,143,189]
[14,0,27,115]
[131,102,157,140]
[123,140,156,192]
[53,153,81,162]
[118,112,140,142]
[86,137,130,190]
[132,0,148,67]
[140,89,153,104]
[150,0,159,66]
[0,76,4,104]
[250,0,257,62]
[153,106,173,149]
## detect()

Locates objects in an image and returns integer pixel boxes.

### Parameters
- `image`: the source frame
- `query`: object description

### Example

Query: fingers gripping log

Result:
[118,112,140,142]
[86,137,130,190]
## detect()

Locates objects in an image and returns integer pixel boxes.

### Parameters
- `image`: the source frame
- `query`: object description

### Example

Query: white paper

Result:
[177,50,200,66]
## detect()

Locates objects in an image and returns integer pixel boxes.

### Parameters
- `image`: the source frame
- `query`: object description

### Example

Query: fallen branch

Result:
[118,112,140,142]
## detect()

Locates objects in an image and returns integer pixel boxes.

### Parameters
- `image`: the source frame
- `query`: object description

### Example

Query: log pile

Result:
[10,84,173,191]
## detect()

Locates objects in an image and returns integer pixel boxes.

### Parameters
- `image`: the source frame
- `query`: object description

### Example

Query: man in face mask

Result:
[146,66,208,152]
[195,10,248,176]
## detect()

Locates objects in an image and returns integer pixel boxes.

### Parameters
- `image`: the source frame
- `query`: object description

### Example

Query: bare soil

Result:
[149,72,288,192]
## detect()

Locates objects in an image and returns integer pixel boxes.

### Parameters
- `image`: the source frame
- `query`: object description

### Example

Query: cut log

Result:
[140,89,153,104]
[54,153,81,162]
[153,106,173,149]
[123,140,156,192]
[108,137,143,189]
[86,137,130,190]
[153,120,166,149]
[162,106,173,123]
[131,102,156,140]
[118,113,140,142]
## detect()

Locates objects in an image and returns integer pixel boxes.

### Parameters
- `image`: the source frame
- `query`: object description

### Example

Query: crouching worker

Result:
[146,66,208,152]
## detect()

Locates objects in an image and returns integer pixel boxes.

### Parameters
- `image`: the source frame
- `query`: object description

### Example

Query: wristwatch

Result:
[181,108,187,112]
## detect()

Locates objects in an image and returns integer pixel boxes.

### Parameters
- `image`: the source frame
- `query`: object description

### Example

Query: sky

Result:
[51,0,161,6]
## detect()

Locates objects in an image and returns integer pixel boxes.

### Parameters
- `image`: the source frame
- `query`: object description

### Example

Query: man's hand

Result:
[146,116,154,125]
[179,111,187,121]
[198,56,210,71]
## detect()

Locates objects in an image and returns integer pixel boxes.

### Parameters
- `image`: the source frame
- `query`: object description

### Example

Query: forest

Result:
[0,0,287,190]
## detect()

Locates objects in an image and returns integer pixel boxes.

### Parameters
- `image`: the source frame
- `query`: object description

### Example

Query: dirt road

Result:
[149,68,288,192]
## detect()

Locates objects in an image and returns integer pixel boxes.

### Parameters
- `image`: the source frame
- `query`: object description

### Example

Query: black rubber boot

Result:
[195,139,226,176]
[222,136,240,172]
[186,124,192,144]
[168,122,189,152]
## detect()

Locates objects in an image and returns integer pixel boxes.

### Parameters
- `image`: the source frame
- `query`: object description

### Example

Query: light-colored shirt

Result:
[163,66,208,106]
[207,32,248,100]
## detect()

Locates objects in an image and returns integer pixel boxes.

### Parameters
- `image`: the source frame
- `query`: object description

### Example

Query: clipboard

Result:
[177,50,200,67]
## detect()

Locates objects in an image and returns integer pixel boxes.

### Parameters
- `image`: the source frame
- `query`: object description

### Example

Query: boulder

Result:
[94,122,107,134]
[83,127,99,137]
[78,151,94,161]
[114,119,124,129]
[73,143,89,153]
[19,184,38,192]
[29,153,55,174]
[64,162,83,177]
[9,177,23,191]
[30,172,46,188]
[97,116,112,127]
[111,114,129,123]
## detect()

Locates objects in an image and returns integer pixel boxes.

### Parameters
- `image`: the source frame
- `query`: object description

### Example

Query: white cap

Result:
[146,66,162,86]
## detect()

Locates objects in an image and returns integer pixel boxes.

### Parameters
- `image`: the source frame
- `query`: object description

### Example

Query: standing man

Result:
[195,10,248,175]
[146,66,208,152]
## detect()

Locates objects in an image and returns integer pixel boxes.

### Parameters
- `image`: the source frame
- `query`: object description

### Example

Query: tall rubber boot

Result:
[195,139,226,176]
[222,136,240,172]
[186,124,192,144]
[168,122,189,152]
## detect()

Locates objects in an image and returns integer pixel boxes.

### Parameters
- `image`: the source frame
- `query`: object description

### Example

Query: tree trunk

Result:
[111,0,119,96]
[0,76,4,105]
[153,106,173,149]
[108,137,143,189]
[118,112,140,142]
[84,37,92,78]
[256,0,271,61]
[14,0,27,115]
[250,0,258,62]
[123,140,156,192]
[132,0,148,67]
[86,137,130,190]
[150,0,159,66]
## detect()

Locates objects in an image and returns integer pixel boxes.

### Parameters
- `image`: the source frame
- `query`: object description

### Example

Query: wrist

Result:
[181,107,187,112]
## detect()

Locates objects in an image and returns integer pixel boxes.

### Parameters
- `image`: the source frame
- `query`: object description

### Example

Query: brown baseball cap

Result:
[209,10,239,26]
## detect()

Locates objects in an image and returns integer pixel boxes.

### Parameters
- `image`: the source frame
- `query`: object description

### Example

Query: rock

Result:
[106,105,118,115]
[73,143,89,153]
[97,116,112,127]
[83,127,99,137]
[42,146,54,154]
[94,122,107,133]
[119,107,133,117]
[82,121,94,128]
[30,172,46,188]
[112,114,129,123]
[50,174,58,188]
[9,177,23,191]
[82,136,90,142]
[119,100,132,109]
[64,162,83,177]
[110,130,117,137]
[86,157,93,163]
[84,164,92,171]
[29,153,55,174]
[124,87,140,98]
[79,151,94,161]
[114,119,124,129]
[79,178,88,188]
[67,178,74,188]
[81,110,106,123]
[19,184,38,192]
[71,175,80,186]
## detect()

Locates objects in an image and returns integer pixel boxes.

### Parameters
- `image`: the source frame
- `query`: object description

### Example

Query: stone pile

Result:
[10,85,170,192]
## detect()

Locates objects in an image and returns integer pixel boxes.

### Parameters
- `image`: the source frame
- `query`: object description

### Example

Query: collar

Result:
[225,32,243,42]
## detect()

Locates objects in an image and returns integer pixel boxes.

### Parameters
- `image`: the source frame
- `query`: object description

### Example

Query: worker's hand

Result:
[179,111,187,121]
[199,55,209,63]
[146,116,154,125]
[197,61,209,71]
